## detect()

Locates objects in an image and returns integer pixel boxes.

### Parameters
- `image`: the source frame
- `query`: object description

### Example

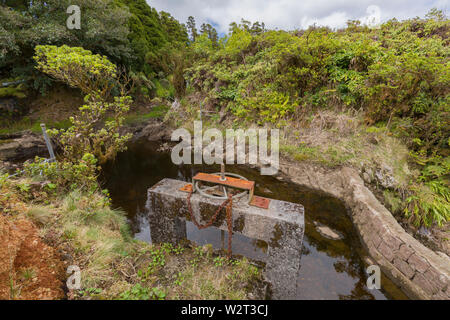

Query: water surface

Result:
[102,140,408,300]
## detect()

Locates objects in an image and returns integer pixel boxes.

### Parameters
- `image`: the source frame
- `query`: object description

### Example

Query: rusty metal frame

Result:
[179,184,193,193]
[192,173,254,203]
[181,173,270,209]
[250,196,271,209]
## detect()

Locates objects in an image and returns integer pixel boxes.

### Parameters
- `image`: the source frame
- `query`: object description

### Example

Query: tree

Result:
[0,0,189,91]
[250,21,265,35]
[229,22,239,34]
[225,26,252,64]
[34,45,132,165]
[117,0,187,75]
[240,19,252,31]
[34,45,117,98]
[425,8,446,21]
[150,43,192,98]
[187,16,199,42]
[0,0,131,92]
[229,19,265,36]
[200,23,219,47]
[159,11,189,44]
[191,33,214,58]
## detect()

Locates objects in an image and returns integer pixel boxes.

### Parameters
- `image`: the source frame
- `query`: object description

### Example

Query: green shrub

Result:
[183,11,450,227]
[24,154,99,193]
[405,181,450,227]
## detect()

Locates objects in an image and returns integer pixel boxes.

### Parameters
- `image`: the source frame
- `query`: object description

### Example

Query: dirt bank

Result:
[0,214,65,300]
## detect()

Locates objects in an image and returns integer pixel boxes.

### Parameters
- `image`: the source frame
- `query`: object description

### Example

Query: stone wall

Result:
[278,160,449,300]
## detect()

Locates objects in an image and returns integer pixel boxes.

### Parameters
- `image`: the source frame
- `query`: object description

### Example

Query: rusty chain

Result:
[226,195,233,259]
[187,189,233,258]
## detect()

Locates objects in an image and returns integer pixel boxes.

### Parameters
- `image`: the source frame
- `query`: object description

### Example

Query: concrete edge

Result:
[278,161,449,300]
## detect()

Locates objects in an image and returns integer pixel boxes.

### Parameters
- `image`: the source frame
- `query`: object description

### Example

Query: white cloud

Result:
[147,0,448,34]
[300,11,350,29]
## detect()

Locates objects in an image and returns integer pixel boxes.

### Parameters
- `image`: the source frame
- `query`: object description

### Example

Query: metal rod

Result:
[40,123,56,162]
[220,164,226,181]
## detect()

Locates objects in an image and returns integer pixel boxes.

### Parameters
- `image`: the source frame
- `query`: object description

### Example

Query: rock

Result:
[138,122,172,142]
[418,226,432,238]
[0,133,48,162]
[202,244,213,256]
[171,99,181,111]
[362,172,372,183]
[361,164,396,188]
[374,165,396,189]
[0,160,20,172]
[363,167,374,181]
[437,251,449,260]
[382,165,394,174]
[314,222,344,240]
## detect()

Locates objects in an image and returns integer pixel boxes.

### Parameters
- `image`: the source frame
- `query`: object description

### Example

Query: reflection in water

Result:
[101,140,408,300]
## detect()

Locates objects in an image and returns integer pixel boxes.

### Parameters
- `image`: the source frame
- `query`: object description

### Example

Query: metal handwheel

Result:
[194,171,250,201]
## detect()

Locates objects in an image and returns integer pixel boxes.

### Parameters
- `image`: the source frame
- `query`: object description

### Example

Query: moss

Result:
[0,118,71,135]
[269,223,283,248]
[233,215,245,233]
[199,201,227,227]
[122,105,170,125]
[383,190,403,215]
[0,87,26,99]
[0,139,13,145]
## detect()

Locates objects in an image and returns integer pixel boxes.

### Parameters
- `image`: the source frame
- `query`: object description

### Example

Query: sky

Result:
[148,0,449,34]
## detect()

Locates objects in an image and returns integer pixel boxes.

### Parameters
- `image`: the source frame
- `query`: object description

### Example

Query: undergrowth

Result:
[0,172,263,300]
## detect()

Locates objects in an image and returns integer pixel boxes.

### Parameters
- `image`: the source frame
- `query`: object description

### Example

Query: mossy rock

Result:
[0,86,27,99]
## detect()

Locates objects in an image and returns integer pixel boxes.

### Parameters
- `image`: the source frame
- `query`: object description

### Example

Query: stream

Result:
[102,139,408,300]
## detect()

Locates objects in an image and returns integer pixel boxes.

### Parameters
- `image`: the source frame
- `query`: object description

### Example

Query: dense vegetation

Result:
[183,12,449,227]
[0,0,187,95]
[1,1,448,227]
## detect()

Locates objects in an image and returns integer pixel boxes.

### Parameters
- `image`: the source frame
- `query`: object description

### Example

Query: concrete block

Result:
[146,178,305,299]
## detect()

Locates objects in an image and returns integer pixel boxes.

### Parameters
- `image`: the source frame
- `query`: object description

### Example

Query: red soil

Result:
[0,214,65,300]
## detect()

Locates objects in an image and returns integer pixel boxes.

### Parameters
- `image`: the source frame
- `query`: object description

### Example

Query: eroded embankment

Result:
[0,214,65,300]
[277,160,449,300]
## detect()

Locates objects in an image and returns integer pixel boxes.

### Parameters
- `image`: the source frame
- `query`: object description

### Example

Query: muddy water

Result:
[102,140,408,300]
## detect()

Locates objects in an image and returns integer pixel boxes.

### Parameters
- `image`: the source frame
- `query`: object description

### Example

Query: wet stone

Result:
[314,222,344,241]
[146,178,305,299]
